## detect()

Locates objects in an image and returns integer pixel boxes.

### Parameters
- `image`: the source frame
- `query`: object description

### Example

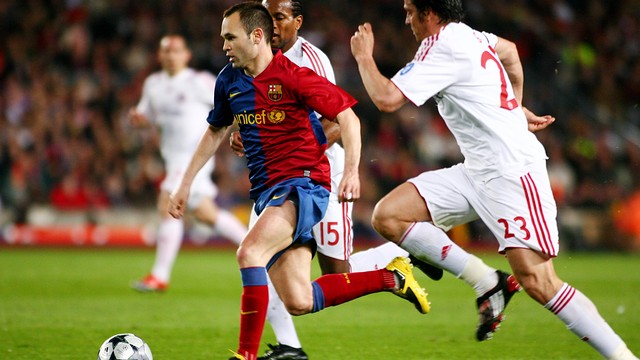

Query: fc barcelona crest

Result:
[268,84,283,102]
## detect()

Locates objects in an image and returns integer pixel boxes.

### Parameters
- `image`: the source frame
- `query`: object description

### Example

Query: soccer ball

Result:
[97,333,153,360]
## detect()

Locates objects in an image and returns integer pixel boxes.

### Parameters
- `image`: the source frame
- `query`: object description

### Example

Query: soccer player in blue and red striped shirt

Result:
[168,2,429,359]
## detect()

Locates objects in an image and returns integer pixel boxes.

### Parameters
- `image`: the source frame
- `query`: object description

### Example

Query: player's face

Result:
[404,0,429,42]
[263,0,301,52]
[158,36,191,75]
[221,12,258,69]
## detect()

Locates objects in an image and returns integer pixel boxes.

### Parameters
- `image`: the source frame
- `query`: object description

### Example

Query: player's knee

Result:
[235,244,261,267]
[371,203,401,241]
[282,297,312,316]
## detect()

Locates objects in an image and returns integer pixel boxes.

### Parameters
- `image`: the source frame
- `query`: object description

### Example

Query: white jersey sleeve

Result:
[286,37,336,85]
[284,37,344,194]
[391,33,461,107]
[391,23,546,180]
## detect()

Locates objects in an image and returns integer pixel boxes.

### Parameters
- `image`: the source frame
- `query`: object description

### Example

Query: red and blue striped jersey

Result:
[207,51,356,199]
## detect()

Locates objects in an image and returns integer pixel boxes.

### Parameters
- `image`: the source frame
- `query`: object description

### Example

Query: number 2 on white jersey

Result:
[480,48,518,110]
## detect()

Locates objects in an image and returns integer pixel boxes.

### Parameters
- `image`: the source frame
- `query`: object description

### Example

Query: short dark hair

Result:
[223,2,274,43]
[412,0,464,23]
[289,0,303,18]
[262,0,303,17]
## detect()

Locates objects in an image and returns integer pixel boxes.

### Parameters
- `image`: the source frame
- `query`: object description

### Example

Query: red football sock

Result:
[236,267,269,360]
[313,269,395,308]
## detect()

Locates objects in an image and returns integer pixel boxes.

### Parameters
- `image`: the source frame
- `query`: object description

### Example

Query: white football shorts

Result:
[161,160,217,210]
[312,192,353,260]
[408,161,559,256]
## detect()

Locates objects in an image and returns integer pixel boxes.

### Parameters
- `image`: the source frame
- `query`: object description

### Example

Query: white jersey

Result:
[284,37,345,195]
[136,68,216,168]
[391,22,547,181]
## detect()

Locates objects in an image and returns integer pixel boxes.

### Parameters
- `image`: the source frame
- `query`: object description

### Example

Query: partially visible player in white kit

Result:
[130,35,247,292]
[230,1,439,359]
[351,0,638,358]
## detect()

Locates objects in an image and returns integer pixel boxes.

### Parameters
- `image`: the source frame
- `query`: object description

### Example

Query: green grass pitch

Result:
[1,247,638,359]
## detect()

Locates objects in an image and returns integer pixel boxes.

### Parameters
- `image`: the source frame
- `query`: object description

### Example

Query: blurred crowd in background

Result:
[1,0,639,250]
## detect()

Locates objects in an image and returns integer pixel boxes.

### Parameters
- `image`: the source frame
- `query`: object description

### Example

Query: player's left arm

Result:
[523,107,555,132]
[495,37,555,132]
[334,108,361,203]
[495,37,524,104]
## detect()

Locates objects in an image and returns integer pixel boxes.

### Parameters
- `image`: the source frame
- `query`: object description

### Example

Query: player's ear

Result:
[295,15,303,31]
[252,28,264,45]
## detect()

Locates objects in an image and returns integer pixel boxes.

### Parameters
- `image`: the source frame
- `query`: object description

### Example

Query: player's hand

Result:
[524,107,555,132]
[229,131,245,157]
[350,22,375,62]
[129,108,149,127]
[168,188,189,219]
[337,170,360,203]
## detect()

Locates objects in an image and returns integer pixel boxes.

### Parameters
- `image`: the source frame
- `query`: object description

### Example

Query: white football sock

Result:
[151,218,184,283]
[546,283,632,358]
[266,276,302,348]
[213,209,247,245]
[608,345,639,360]
[349,242,409,272]
[460,255,498,296]
[399,221,496,294]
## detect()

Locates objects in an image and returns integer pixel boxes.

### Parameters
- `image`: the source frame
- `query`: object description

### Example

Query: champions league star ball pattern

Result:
[97,333,153,360]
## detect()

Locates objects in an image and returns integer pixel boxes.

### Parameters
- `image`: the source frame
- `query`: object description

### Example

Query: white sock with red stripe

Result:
[399,222,496,294]
[349,242,409,272]
[399,222,466,275]
[151,217,184,283]
[545,283,634,358]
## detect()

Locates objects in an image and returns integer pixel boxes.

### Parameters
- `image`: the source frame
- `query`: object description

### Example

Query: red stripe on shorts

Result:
[521,173,553,255]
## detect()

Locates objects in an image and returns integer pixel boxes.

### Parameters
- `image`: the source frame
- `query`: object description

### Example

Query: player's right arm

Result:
[351,22,408,112]
[169,124,228,218]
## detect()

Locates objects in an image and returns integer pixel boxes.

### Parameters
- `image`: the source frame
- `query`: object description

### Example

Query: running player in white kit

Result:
[351,0,637,358]
[130,35,247,292]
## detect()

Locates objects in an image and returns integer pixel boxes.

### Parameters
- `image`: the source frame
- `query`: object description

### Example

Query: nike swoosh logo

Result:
[240,310,258,315]
[272,192,287,200]
[229,92,241,98]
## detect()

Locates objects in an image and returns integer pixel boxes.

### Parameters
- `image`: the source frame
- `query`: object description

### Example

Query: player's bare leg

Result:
[507,248,638,359]
[234,201,300,360]
[234,200,429,359]
[372,182,518,340]
[268,244,315,315]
